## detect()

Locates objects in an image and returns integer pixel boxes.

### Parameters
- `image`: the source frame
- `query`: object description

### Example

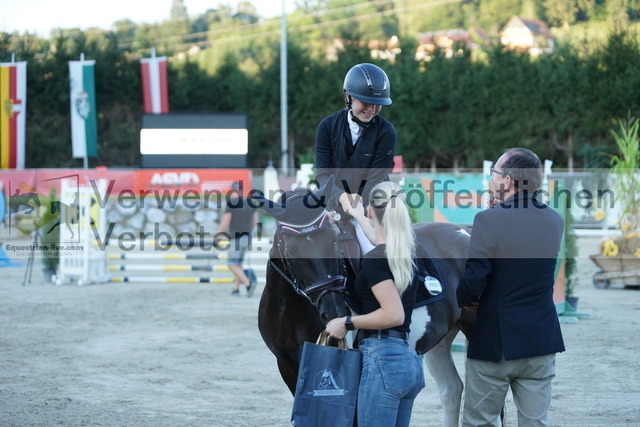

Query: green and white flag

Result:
[69,58,98,158]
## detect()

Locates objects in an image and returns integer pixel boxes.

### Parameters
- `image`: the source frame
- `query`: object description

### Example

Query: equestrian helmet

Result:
[343,63,392,106]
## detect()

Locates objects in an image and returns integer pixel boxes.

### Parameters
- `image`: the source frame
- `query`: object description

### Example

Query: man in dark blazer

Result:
[457,148,565,426]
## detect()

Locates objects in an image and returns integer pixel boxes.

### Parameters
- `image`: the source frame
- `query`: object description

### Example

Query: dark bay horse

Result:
[257,185,471,426]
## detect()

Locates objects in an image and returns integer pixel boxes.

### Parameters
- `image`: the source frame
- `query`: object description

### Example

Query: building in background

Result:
[500,16,554,56]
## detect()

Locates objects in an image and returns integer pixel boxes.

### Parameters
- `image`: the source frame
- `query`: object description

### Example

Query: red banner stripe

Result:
[140,62,153,114]
[158,60,169,113]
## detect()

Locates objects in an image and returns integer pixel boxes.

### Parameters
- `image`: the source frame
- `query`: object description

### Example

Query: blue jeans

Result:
[357,337,425,427]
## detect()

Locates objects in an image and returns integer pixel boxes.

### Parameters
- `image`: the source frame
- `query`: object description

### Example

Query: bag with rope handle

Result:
[291,331,361,426]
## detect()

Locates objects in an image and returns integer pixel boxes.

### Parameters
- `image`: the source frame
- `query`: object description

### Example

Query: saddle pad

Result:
[413,240,447,308]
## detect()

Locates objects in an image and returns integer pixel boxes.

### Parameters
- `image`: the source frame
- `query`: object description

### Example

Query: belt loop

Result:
[377,329,383,339]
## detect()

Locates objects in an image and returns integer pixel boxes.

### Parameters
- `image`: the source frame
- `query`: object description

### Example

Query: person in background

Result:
[325,181,425,427]
[315,62,396,255]
[216,181,259,297]
[457,148,565,426]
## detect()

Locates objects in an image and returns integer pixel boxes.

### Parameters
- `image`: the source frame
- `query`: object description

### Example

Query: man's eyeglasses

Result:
[490,168,508,178]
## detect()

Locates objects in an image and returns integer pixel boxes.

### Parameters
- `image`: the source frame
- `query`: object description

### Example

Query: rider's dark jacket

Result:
[315,109,396,209]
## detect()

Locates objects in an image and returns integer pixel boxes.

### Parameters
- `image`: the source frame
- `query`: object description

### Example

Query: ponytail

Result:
[369,182,416,295]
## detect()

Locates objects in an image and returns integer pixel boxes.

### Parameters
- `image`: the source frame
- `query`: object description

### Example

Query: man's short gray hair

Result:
[502,148,543,192]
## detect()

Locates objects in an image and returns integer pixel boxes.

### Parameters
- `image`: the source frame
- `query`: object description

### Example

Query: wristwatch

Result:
[344,315,355,331]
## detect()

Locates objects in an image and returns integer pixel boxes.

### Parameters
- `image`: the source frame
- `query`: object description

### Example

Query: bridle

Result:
[270,210,347,305]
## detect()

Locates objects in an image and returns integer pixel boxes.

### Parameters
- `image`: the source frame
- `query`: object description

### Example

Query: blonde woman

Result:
[325,181,425,427]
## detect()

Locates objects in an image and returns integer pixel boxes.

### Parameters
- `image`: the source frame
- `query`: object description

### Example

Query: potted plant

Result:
[590,116,640,288]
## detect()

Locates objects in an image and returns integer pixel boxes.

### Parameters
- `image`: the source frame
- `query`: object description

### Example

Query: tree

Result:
[113,19,137,46]
[235,1,259,24]
[170,0,189,21]
[535,42,588,169]
[408,1,469,32]
[583,27,640,141]
[478,0,523,34]
[543,0,595,27]
[168,0,191,42]
[285,41,336,168]
[384,36,427,169]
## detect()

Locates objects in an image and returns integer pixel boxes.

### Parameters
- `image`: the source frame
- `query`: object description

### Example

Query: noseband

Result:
[269,260,346,304]
[271,211,347,305]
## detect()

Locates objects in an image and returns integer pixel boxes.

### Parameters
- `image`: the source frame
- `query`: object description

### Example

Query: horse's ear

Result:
[311,175,337,211]
[251,193,287,220]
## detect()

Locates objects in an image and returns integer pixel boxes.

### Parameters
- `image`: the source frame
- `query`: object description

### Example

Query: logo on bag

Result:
[309,369,348,400]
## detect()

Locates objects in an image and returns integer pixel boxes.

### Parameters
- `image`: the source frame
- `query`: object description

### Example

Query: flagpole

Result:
[280,0,288,175]
[80,53,88,169]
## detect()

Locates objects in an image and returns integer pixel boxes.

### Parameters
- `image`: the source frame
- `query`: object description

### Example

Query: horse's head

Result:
[258,178,350,323]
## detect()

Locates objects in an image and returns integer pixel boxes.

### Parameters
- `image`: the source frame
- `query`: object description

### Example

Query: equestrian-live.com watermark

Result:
[5,243,85,259]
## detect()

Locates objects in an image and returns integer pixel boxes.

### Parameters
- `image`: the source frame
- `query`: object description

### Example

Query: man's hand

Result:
[488,194,503,208]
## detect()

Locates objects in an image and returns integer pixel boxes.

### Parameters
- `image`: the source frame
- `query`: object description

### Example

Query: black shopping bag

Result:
[291,332,361,427]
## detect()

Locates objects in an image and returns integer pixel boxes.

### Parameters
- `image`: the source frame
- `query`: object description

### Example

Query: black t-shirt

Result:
[354,244,418,333]
[224,196,256,238]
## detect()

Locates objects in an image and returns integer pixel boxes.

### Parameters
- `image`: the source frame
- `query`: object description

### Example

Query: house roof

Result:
[502,16,554,38]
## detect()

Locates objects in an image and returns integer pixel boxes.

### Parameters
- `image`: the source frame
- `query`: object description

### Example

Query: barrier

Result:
[107,253,223,260]
[108,264,229,272]
[105,240,270,284]
[55,178,109,285]
[111,276,235,284]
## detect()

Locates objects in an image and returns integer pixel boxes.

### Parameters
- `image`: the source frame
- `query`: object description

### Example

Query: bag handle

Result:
[317,330,348,350]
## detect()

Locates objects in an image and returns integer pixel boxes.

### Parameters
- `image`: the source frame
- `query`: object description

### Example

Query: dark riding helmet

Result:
[343,63,392,106]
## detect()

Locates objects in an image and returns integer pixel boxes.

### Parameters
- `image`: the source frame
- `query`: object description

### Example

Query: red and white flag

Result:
[140,54,169,114]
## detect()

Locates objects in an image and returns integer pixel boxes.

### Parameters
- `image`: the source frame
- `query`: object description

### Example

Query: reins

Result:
[269,259,310,300]
[271,210,347,305]
[270,256,347,304]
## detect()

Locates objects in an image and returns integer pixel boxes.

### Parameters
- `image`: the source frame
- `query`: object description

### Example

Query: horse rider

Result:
[314,62,397,281]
